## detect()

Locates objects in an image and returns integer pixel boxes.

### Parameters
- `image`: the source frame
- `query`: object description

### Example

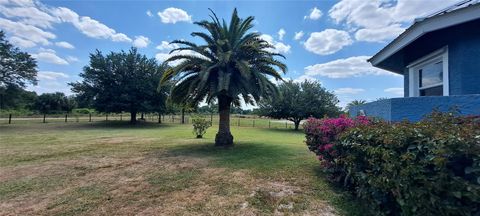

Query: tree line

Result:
[1,8,342,146]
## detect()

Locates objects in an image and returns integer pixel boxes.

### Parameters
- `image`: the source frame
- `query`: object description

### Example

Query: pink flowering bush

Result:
[305,112,480,215]
[304,115,370,176]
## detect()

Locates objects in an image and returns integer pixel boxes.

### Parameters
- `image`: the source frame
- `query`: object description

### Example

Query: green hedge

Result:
[336,113,480,215]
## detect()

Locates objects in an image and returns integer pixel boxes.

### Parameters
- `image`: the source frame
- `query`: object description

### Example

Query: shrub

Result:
[191,116,211,138]
[304,115,370,179]
[305,112,480,215]
[72,108,95,115]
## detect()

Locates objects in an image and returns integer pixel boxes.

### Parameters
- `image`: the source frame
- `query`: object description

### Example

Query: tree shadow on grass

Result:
[0,121,175,132]
[166,141,307,173]
[249,127,305,135]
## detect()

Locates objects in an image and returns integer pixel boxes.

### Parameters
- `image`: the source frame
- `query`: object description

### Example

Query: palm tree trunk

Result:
[215,95,233,147]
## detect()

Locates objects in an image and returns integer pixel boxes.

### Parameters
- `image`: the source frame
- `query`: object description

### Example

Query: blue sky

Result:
[0,0,459,108]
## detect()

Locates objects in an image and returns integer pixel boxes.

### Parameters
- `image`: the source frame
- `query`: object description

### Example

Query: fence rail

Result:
[0,113,301,129]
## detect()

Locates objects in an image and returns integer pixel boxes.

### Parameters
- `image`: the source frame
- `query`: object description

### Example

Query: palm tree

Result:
[160,9,287,147]
[345,99,367,112]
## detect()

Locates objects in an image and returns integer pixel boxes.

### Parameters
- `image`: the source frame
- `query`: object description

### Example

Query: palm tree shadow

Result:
[165,141,302,171]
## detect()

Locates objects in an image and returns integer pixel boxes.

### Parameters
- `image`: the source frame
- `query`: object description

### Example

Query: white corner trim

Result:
[443,47,450,96]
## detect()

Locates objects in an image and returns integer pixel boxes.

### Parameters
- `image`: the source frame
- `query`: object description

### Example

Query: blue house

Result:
[350,0,480,122]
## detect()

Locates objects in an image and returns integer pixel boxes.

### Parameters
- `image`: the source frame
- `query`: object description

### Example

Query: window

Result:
[408,47,449,97]
[418,60,443,96]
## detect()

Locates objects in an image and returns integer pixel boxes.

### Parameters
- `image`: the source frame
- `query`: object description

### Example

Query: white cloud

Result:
[55,41,74,49]
[132,35,150,48]
[354,24,405,42]
[0,0,36,7]
[334,87,365,95]
[329,0,459,42]
[384,87,404,96]
[32,48,69,65]
[52,7,132,42]
[75,16,132,42]
[260,34,291,54]
[155,49,209,66]
[37,71,69,80]
[304,29,352,55]
[304,56,395,78]
[304,7,323,20]
[156,41,179,50]
[146,10,153,17]
[0,4,57,29]
[0,17,55,45]
[157,7,192,24]
[277,28,286,40]
[9,36,35,48]
[293,31,304,40]
[66,56,79,63]
[0,2,133,44]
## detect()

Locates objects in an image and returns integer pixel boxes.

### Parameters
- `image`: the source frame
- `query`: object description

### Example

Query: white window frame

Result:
[407,47,449,97]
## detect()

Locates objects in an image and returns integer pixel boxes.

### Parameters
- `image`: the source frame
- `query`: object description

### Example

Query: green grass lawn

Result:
[0,121,364,215]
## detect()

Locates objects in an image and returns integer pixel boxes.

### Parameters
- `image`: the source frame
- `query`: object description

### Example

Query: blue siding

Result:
[349,95,480,122]
[451,32,480,95]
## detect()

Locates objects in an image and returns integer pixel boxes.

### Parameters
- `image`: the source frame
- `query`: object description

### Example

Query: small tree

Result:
[191,116,211,138]
[33,92,74,114]
[259,80,340,130]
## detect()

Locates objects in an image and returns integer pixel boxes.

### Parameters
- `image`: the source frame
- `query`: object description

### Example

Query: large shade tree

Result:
[160,9,287,146]
[0,31,38,111]
[258,80,341,130]
[70,48,168,123]
[0,31,37,88]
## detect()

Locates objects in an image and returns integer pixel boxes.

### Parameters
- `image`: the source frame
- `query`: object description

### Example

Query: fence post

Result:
[120,114,122,121]
[237,118,240,127]
[43,114,46,123]
[158,113,161,123]
[106,114,108,121]
[269,121,271,128]
[253,119,255,127]
[89,113,92,122]
[285,121,287,128]
[65,114,67,123]
[8,114,12,124]
[210,114,213,123]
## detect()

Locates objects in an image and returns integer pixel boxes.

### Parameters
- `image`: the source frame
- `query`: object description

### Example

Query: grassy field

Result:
[0,121,364,215]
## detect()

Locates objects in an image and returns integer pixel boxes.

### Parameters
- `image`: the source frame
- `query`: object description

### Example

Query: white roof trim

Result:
[369,4,480,66]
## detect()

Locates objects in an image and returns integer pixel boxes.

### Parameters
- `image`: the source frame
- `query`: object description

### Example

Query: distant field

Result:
[0,122,362,215]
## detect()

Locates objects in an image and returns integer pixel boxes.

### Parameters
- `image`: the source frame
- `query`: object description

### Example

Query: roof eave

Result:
[369,4,480,68]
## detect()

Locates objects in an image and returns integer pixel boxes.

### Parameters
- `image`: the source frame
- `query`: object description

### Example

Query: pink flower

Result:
[323,143,334,151]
